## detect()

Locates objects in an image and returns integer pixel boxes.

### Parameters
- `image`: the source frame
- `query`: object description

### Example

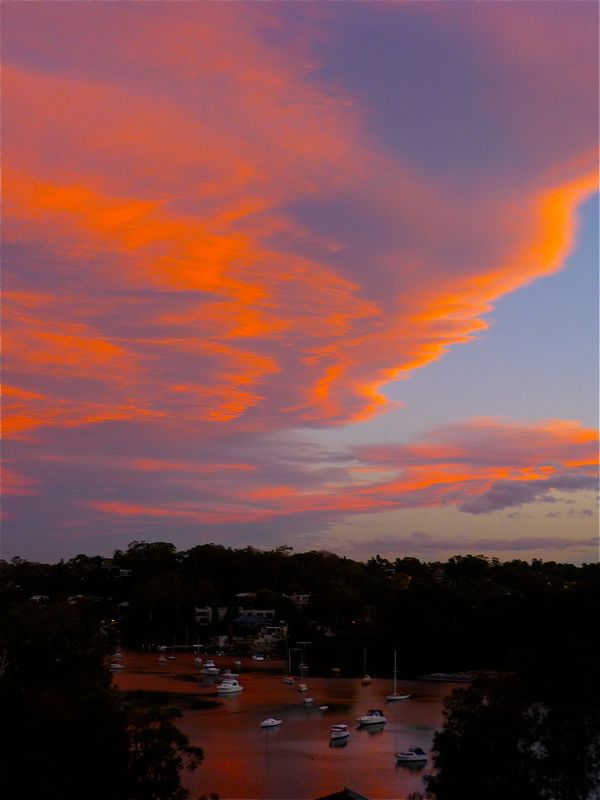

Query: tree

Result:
[0,594,207,800]
[424,676,600,800]
[126,707,203,800]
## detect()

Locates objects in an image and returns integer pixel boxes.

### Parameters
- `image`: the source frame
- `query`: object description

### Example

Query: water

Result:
[113,652,452,799]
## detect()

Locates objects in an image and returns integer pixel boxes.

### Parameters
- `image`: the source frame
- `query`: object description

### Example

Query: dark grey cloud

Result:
[460,473,598,514]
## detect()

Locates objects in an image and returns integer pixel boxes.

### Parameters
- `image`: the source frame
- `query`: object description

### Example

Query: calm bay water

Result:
[113,652,452,799]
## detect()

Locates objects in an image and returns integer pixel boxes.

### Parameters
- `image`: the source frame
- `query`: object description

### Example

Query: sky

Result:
[2,1,599,565]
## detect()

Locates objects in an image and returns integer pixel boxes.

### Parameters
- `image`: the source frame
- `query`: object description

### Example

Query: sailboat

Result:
[386,648,411,701]
[282,647,295,684]
[361,645,372,685]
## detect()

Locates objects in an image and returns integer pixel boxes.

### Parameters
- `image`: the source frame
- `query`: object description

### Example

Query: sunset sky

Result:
[2,1,598,564]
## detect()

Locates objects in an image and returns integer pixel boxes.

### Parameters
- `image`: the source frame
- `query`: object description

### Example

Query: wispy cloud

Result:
[2,4,598,558]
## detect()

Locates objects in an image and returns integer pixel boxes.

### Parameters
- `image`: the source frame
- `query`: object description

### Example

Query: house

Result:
[195,606,213,626]
[231,609,286,649]
[233,608,276,626]
[284,592,311,609]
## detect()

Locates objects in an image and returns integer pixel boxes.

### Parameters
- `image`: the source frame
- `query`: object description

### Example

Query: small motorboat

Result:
[158,656,168,663]
[357,708,386,725]
[193,657,202,664]
[221,669,239,679]
[234,660,242,668]
[396,746,428,764]
[319,705,329,711]
[303,696,314,705]
[331,667,341,675]
[260,718,282,728]
[167,655,176,661]
[361,674,372,685]
[216,679,244,694]
[201,659,220,676]
[330,723,350,741]
[110,663,124,670]
[282,676,295,685]
[297,683,308,692]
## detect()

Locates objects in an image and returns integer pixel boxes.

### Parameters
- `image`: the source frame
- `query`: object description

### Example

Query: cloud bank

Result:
[2,3,598,559]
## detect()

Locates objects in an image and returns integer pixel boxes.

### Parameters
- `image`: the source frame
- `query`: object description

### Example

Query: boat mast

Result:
[393,648,397,694]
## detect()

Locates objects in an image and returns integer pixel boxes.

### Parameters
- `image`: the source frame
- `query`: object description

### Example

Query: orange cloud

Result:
[2,4,598,557]
[78,418,597,529]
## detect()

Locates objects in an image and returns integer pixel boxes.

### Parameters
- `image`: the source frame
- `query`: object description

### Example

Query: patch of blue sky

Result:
[310,192,598,448]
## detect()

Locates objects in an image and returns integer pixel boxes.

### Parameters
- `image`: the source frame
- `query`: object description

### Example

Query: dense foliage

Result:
[0,591,205,800]
[3,544,597,677]
[2,543,598,798]
[422,672,600,800]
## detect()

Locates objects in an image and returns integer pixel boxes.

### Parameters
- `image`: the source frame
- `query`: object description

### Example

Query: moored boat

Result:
[361,646,372,685]
[396,746,427,763]
[260,718,282,728]
[330,723,350,740]
[221,669,239,679]
[216,678,244,694]
[357,708,386,725]
[386,649,411,701]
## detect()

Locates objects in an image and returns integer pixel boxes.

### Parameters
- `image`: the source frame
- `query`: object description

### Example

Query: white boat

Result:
[357,708,386,725]
[110,663,124,670]
[158,656,168,663]
[297,683,308,692]
[216,679,244,694]
[234,660,242,668]
[319,705,329,711]
[396,746,428,763]
[252,654,265,661]
[260,718,282,728]
[201,659,220,676]
[330,723,350,740]
[167,655,176,661]
[221,669,239,679]
[193,657,203,665]
[303,696,314,705]
[361,646,372,684]
[112,651,123,659]
[283,648,295,684]
[386,649,411,702]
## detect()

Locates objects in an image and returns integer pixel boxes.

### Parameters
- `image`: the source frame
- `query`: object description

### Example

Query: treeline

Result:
[2,543,598,678]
